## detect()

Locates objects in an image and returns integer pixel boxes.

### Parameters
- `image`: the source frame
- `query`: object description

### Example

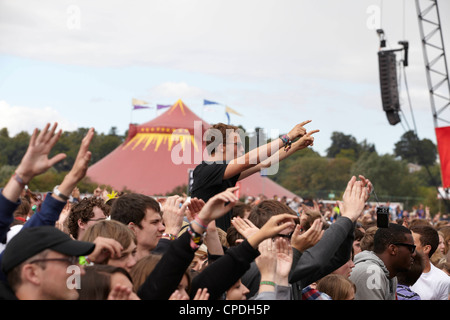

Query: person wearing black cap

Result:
[0,226,95,300]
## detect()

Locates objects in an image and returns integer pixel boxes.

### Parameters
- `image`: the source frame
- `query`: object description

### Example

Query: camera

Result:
[376,206,389,228]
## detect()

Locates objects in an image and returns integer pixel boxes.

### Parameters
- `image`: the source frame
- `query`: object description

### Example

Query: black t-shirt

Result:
[190,161,240,231]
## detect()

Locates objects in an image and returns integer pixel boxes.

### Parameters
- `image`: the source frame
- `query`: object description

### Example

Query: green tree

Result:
[394,130,437,166]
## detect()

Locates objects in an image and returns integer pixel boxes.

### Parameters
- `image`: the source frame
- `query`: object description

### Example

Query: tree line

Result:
[271,130,447,214]
[0,126,447,214]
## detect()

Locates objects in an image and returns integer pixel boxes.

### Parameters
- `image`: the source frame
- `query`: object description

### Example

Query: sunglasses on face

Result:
[392,242,416,254]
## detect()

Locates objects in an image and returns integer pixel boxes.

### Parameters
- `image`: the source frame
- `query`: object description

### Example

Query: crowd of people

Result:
[0,122,449,302]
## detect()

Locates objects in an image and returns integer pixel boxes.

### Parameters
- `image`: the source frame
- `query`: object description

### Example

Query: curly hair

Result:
[67,197,110,239]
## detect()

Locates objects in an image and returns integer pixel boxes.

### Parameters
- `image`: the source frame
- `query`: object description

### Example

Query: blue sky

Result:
[1,0,449,157]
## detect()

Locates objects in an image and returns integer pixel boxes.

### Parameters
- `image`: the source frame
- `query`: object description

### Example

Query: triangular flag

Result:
[225,105,242,116]
[132,98,149,106]
[204,99,221,105]
[157,104,171,110]
[132,98,152,110]
[225,112,231,125]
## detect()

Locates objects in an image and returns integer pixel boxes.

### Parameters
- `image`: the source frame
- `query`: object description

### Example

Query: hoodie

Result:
[349,250,397,300]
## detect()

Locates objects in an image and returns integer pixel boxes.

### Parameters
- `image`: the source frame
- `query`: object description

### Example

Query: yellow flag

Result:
[132,98,149,106]
[225,106,242,116]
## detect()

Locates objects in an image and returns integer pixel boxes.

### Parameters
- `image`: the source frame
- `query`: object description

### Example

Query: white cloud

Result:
[150,82,206,100]
[0,100,78,136]
[2,0,447,82]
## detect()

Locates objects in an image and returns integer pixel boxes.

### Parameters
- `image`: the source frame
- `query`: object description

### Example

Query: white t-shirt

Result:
[411,263,450,300]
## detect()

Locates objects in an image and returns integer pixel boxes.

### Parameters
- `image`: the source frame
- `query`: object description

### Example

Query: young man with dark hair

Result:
[410,225,450,300]
[110,193,165,260]
[191,121,318,231]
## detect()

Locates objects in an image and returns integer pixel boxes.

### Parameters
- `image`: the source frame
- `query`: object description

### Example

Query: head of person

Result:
[373,223,416,275]
[231,201,252,219]
[333,249,355,278]
[316,274,356,300]
[110,193,163,252]
[225,279,250,300]
[247,200,297,236]
[205,123,244,161]
[359,226,378,252]
[67,196,110,240]
[11,197,31,226]
[78,264,138,300]
[129,254,192,299]
[299,208,327,232]
[81,219,137,272]
[410,225,439,259]
[1,226,95,300]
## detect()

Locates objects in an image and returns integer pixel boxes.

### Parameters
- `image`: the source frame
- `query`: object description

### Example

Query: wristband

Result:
[187,224,205,250]
[12,172,27,187]
[53,185,70,201]
[161,233,177,241]
[79,255,93,266]
[260,281,276,287]
[281,134,292,152]
[192,216,208,230]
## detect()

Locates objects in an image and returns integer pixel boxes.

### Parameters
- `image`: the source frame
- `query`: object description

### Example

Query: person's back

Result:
[350,250,396,300]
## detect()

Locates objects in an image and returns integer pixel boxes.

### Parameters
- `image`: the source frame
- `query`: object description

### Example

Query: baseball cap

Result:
[1,226,95,274]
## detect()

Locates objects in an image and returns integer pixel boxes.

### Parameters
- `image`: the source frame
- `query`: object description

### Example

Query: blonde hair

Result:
[316,274,356,300]
[82,220,136,253]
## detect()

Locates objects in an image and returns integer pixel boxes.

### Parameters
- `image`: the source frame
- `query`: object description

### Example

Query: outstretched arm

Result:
[238,128,319,180]
[224,121,312,180]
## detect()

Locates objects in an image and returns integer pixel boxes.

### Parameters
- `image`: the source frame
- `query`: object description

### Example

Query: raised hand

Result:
[162,195,189,235]
[287,120,311,140]
[15,122,67,183]
[255,238,277,292]
[53,127,95,200]
[192,288,210,300]
[196,186,239,225]
[292,129,320,150]
[337,176,367,222]
[275,237,293,286]
[247,213,296,249]
[291,218,324,253]
[88,236,124,263]
[230,216,259,239]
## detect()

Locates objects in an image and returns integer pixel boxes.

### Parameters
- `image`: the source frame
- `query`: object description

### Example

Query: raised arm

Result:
[2,123,66,203]
[224,121,312,180]
[23,127,95,228]
[238,128,319,180]
[0,123,66,240]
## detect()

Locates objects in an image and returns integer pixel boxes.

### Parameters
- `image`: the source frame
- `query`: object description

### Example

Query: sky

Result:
[0,0,449,158]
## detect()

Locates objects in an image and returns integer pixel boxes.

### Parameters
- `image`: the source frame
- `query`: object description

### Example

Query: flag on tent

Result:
[157,104,171,110]
[203,99,221,105]
[132,98,151,110]
[225,106,242,116]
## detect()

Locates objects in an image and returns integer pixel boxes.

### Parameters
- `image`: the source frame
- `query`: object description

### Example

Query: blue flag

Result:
[204,99,220,105]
